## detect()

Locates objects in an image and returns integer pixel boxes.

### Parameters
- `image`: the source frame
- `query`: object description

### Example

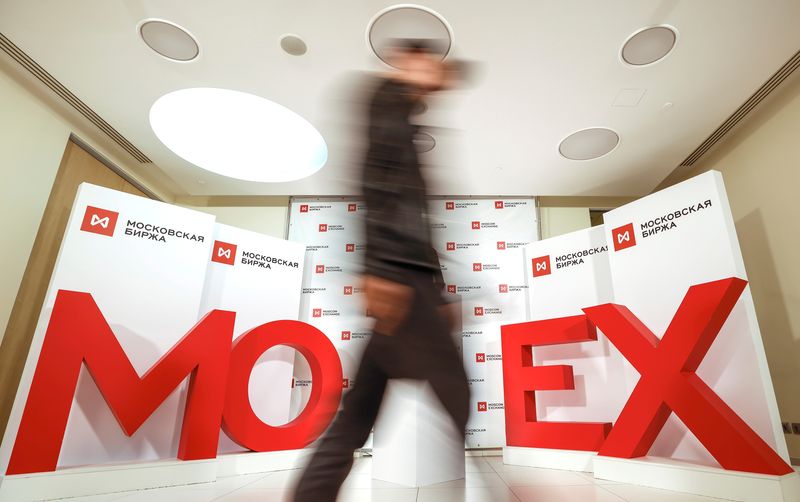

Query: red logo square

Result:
[476,353,486,363]
[446,242,456,251]
[343,286,353,295]
[318,224,328,232]
[473,263,483,272]
[342,378,350,389]
[446,201,455,210]
[612,223,637,251]
[315,264,325,274]
[80,206,119,237]
[348,203,357,212]
[499,284,509,293]
[471,221,481,230]
[474,307,484,316]
[477,402,487,412]
[495,201,504,209]
[341,331,351,341]
[345,243,355,252]
[447,285,456,294]
[312,308,322,318]
[497,241,506,250]
[300,204,309,213]
[212,240,237,265]
[532,255,551,277]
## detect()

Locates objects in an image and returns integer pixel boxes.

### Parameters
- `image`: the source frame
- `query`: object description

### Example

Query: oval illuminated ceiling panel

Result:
[150,88,328,182]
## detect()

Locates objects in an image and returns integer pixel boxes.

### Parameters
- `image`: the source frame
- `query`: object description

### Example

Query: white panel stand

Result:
[593,456,800,502]
[372,380,465,487]
[503,446,596,472]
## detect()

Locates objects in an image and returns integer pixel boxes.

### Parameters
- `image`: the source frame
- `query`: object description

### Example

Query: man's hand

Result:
[363,275,413,336]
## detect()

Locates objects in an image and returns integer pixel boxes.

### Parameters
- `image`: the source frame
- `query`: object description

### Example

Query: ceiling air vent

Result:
[680,49,800,167]
[0,32,153,164]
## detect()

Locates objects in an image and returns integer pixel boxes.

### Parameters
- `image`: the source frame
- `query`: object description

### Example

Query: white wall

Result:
[0,69,72,344]
[539,207,591,239]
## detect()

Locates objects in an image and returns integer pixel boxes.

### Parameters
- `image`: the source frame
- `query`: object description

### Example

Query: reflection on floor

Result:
[63,455,732,501]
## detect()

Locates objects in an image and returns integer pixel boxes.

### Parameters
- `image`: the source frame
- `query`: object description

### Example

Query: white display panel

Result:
[199,223,306,454]
[601,170,788,466]
[287,197,538,448]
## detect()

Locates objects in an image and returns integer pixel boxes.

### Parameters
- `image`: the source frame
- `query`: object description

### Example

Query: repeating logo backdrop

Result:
[288,198,538,447]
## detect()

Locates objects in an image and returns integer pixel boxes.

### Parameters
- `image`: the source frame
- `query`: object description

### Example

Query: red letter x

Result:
[584,278,792,475]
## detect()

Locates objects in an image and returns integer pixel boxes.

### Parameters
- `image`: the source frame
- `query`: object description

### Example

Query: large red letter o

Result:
[222,320,342,451]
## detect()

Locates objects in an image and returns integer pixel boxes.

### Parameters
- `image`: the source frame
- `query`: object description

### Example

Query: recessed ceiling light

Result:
[413,132,436,153]
[150,88,328,182]
[367,4,453,67]
[280,34,307,56]
[621,26,677,66]
[559,128,619,160]
[138,19,199,62]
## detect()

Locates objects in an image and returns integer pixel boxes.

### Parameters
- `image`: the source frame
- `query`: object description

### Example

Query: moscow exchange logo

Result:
[474,307,484,316]
[345,243,355,253]
[532,255,551,277]
[341,331,351,341]
[447,285,456,294]
[80,206,119,237]
[497,241,506,250]
[471,221,481,230]
[446,201,455,210]
[211,241,237,265]
[348,203,357,212]
[315,264,325,274]
[477,402,488,412]
[446,242,456,251]
[476,353,486,363]
[612,223,637,251]
[495,201,504,209]
[300,204,309,213]
[318,224,328,232]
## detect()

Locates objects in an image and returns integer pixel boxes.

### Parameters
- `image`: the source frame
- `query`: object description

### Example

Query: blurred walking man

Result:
[293,41,469,502]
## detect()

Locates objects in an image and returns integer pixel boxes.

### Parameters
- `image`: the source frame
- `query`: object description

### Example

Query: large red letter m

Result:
[7,290,235,475]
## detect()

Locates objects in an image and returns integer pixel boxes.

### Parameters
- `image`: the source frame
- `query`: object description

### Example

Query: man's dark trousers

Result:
[292,269,470,502]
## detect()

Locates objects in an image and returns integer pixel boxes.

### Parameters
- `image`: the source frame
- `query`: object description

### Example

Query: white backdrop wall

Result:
[287,197,538,448]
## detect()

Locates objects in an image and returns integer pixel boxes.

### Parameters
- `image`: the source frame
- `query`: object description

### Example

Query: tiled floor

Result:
[63,456,730,501]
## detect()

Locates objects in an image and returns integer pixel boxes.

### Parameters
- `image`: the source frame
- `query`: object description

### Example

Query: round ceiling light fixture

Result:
[367,4,453,67]
[138,19,200,62]
[150,88,328,182]
[621,25,677,66]
[280,34,308,56]
[413,131,436,153]
[559,127,620,161]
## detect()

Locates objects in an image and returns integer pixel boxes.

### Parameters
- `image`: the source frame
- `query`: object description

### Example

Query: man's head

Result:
[386,39,448,92]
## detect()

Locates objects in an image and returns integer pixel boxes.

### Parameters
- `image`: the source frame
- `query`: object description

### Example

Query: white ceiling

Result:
[2,0,799,197]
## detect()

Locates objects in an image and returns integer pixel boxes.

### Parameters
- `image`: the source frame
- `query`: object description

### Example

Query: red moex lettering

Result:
[6,291,343,475]
[500,277,793,476]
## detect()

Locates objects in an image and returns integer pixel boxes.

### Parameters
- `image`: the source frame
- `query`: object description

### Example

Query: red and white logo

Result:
[447,285,456,294]
[342,378,350,389]
[348,203,357,212]
[497,241,506,250]
[477,402,488,412]
[446,242,456,251]
[343,286,353,295]
[312,308,322,318]
[446,201,455,210]
[612,223,637,251]
[499,284,509,293]
[341,331,351,341]
[315,265,325,274]
[474,307,484,316]
[300,204,309,213]
[212,241,237,266]
[345,243,355,253]
[476,353,486,363]
[495,201,504,209]
[80,206,119,237]
[532,255,551,277]
[473,263,483,272]
[471,221,481,230]
[318,224,328,232]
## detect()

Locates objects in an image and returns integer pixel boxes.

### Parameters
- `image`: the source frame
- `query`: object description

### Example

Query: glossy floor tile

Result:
[60,456,733,501]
